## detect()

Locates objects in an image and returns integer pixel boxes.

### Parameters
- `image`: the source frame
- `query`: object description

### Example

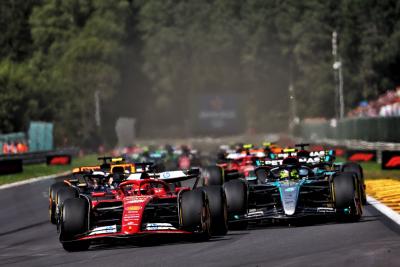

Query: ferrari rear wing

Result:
[133,162,156,172]
[127,168,200,183]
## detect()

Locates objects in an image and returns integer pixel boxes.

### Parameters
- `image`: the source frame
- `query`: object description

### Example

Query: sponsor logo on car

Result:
[89,225,117,235]
[126,196,148,204]
[285,187,296,192]
[123,215,140,220]
[264,160,283,166]
[298,157,321,163]
[145,223,176,230]
[126,206,141,211]
[317,207,335,213]
[246,210,264,218]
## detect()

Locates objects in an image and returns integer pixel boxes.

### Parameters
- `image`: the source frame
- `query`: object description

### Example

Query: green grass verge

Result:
[0,154,99,185]
[2,154,399,186]
[360,161,400,179]
[337,157,400,179]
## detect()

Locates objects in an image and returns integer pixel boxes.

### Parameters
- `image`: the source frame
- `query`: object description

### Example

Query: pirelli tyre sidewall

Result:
[201,186,228,235]
[60,198,90,251]
[49,182,68,224]
[341,162,366,205]
[179,189,211,240]
[56,187,79,221]
[223,179,248,215]
[202,166,224,186]
[332,172,362,221]
[223,179,248,230]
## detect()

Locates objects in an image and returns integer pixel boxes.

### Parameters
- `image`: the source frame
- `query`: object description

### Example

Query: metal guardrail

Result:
[0,148,80,165]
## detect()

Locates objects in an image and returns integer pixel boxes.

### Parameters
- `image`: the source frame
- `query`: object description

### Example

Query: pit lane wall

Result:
[294,117,400,142]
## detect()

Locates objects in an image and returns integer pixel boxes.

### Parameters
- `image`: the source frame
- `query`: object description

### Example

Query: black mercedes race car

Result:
[230,156,364,225]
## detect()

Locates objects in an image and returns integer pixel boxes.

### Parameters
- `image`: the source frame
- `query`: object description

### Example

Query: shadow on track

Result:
[245,214,379,230]
[83,234,236,252]
[0,220,48,237]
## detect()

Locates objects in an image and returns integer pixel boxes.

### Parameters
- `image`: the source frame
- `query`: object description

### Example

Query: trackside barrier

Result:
[0,159,23,175]
[0,148,79,165]
[295,117,400,142]
[381,151,400,169]
[346,149,377,162]
[46,154,72,165]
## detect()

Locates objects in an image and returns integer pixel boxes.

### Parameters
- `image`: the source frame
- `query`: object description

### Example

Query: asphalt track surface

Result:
[1,177,399,267]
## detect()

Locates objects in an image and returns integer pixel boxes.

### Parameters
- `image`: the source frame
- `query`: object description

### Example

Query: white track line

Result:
[0,171,71,190]
[367,195,400,226]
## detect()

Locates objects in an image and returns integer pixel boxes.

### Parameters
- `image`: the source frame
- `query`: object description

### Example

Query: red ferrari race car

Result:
[54,169,246,251]
[203,144,266,186]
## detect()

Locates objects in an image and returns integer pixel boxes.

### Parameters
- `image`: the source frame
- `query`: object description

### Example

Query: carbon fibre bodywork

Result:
[231,165,363,223]
[60,179,200,244]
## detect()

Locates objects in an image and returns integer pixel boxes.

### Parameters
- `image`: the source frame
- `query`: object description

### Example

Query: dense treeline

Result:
[1,0,399,146]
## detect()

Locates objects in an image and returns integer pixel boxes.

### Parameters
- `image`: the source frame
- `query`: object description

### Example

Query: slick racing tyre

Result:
[202,166,224,186]
[342,162,366,205]
[180,189,211,241]
[60,198,90,251]
[56,187,79,221]
[333,172,361,222]
[201,186,228,235]
[49,182,68,224]
[223,179,248,230]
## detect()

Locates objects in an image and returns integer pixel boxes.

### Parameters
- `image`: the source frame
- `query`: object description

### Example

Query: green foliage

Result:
[1,0,400,143]
[0,0,39,61]
[0,0,131,146]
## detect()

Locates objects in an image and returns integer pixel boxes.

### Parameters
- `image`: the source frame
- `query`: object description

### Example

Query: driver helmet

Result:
[299,168,309,177]
[140,183,151,195]
[279,169,289,179]
[290,169,299,179]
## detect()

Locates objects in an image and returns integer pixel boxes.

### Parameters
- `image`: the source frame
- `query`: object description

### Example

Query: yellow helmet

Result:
[279,170,289,179]
[290,169,299,179]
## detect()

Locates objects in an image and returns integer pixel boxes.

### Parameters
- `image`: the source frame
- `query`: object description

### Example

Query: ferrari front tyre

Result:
[56,187,79,207]
[202,166,224,186]
[201,186,228,235]
[49,182,68,224]
[62,240,90,252]
[60,198,90,251]
[56,187,79,223]
[333,172,361,221]
[180,189,211,240]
